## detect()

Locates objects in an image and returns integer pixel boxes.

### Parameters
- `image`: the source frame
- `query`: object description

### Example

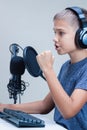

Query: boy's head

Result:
[53,6,87,49]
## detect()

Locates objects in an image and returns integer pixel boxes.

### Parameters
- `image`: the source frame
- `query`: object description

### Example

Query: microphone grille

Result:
[10,56,25,75]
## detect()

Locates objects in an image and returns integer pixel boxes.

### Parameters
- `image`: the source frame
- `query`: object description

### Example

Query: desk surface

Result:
[0,114,67,130]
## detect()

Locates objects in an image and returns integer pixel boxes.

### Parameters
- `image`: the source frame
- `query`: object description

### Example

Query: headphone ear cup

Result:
[75,28,87,49]
[82,29,87,46]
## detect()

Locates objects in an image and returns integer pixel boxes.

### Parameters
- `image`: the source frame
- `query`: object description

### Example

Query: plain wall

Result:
[0,0,87,119]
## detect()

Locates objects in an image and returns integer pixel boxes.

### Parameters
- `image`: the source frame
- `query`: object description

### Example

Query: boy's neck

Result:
[69,49,87,64]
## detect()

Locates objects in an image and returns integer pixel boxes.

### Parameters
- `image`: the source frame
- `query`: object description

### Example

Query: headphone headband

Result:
[66,6,87,28]
[66,6,87,48]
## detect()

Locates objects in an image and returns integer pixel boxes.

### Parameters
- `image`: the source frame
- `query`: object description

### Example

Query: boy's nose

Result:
[53,35,59,43]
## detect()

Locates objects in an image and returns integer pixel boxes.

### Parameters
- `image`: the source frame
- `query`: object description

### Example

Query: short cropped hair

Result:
[53,7,87,31]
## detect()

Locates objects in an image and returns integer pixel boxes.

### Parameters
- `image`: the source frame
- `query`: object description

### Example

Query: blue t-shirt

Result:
[54,58,87,130]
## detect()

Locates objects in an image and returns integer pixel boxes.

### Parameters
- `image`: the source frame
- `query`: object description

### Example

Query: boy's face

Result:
[53,19,79,56]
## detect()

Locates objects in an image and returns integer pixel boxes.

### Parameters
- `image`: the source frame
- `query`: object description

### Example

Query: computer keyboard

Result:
[0,108,45,127]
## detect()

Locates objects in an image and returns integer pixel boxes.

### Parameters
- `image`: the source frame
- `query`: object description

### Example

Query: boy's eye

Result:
[53,29,65,36]
[59,31,65,36]
[53,29,65,35]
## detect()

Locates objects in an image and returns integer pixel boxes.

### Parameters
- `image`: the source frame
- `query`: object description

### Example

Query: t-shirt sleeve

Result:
[75,69,87,90]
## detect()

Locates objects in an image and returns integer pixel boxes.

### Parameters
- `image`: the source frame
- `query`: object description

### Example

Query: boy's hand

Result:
[36,50,54,72]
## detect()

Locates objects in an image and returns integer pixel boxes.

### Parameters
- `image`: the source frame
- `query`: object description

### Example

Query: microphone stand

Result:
[11,44,19,104]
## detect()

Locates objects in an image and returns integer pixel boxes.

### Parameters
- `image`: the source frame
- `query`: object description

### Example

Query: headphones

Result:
[66,6,87,49]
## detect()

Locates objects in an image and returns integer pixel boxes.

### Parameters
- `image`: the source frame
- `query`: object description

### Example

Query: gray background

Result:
[0,0,87,120]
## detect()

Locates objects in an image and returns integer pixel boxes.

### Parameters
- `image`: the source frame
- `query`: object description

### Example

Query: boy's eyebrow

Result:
[53,28,64,31]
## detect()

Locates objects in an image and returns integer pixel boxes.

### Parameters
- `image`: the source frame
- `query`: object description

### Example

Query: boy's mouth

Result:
[55,44,60,50]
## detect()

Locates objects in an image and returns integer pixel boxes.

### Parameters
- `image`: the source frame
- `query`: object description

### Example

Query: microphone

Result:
[7,56,26,104]
[10,56,25,75]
